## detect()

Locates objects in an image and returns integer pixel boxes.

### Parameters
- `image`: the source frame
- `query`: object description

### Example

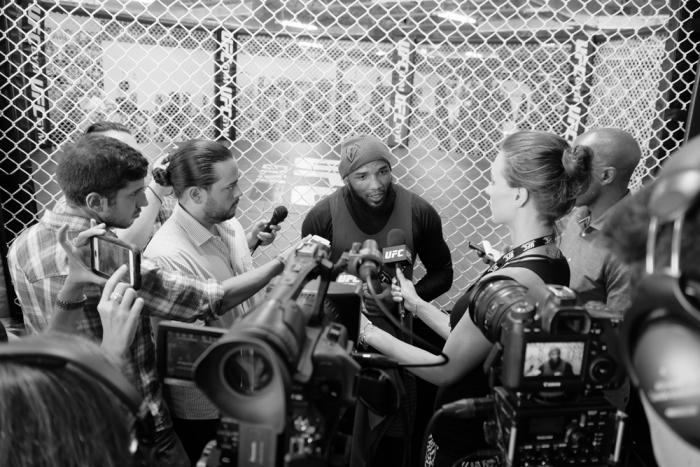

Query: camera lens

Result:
[470,278,529,342]
[223,344,274,395]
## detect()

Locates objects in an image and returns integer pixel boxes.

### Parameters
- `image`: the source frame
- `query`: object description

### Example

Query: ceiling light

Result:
[278,19,319,32]
[434,10,477,25]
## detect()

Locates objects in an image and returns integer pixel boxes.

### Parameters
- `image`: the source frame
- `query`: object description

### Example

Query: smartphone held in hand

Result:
[91,236,141,289]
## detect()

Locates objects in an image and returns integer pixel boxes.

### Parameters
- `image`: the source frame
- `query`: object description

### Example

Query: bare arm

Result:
[360,308,492,386]
[219,257,285,311]
[391,268,451,339]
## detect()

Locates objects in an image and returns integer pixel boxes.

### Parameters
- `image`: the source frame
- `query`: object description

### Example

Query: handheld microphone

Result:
[355,239,383,293]
[383,228,414,341]
[252,205,288,252]
[383,228,413,280]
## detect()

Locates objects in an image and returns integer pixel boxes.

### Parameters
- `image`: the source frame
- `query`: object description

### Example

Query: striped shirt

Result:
[145,203,257,419]
[7,207,225,431]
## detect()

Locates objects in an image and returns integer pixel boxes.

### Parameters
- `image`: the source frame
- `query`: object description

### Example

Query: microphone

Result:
[383,228,413,280]
[383,229,414,341]
[252,205,288,252]
[355,239,383,293]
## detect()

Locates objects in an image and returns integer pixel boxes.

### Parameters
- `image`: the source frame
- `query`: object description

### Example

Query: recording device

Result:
[156,322,226,387]
[382,228,413,280]
[159,237,445,466]
[382,228,414,341]
[90,235,141,289]
[343,238,383,285]
[252,205,288,252]
[160,236,369,467]
[457,277,627,467]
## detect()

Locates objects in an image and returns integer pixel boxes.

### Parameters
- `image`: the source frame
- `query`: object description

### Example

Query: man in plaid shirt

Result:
[7,134,286,466]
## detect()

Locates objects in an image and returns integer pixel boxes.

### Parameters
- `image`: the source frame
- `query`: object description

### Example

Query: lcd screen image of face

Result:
[522,341,585,378]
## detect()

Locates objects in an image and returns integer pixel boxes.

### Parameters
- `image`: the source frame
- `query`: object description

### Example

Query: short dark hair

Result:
[84,121,131,135]
[56,134,148,206]
[152,139,234,198]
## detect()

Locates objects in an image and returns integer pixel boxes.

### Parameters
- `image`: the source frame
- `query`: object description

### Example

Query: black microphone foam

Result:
[357,239,383,291]
[267,205,288,230]
[253,205,288,252]
[386,228,406,248]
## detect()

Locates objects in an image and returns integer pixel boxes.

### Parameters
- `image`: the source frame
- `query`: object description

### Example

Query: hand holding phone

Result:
[91,236,141,290]
[58,223,108,287]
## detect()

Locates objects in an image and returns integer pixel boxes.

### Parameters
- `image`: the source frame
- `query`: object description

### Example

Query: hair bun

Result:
[562,145,592,176]
[152,166,170,186]
[562,144,593,201]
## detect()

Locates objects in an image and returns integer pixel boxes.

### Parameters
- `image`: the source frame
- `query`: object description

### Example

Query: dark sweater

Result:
[301,184,453,301]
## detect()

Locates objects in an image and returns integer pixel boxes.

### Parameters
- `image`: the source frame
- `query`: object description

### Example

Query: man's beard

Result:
[204,200,237,224]
[347,183,392,212]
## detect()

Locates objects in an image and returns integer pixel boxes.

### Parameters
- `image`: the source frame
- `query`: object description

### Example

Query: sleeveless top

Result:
[432,254,570,453]
[329,184,414,263]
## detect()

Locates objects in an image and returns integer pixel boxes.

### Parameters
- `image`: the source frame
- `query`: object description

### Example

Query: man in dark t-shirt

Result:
[301,134,453,467]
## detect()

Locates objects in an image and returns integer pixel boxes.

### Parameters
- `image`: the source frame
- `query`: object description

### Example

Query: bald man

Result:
[560,128,641,314]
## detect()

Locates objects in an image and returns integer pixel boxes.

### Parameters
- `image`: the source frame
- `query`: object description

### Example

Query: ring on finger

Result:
[109,292,123,303]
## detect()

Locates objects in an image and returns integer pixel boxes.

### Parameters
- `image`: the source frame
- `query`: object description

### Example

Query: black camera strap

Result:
[485,234,555,274]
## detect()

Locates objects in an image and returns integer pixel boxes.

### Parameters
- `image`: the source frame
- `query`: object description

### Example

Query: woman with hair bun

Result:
[359,130,593,466]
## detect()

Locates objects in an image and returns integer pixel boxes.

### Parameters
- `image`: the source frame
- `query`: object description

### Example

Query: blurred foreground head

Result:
[0,333,140,467]
[604,136,700,464]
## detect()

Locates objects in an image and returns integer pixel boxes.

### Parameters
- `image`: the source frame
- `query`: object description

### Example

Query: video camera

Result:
[157,236,401,467]
[461,276,628,467]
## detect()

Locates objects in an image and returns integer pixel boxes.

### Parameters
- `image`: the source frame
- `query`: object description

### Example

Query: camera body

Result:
[181,236,362,467]
[468,278,628,467]
[497,285,625,396]
[493,386,625,467]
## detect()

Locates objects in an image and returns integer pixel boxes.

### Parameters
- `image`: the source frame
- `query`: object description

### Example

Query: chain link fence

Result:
[2,0,699,312]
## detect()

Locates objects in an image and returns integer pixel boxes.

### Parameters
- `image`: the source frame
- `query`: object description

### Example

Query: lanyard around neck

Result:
[484,234,555,274]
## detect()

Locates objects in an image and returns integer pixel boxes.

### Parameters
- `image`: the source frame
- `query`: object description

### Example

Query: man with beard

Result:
[8,135,289,467]
[538,347,574,377]
[144,139,284,464]
[301,134,453,467]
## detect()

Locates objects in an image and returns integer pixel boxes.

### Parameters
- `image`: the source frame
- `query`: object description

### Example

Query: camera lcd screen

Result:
[522,341,585,378]
[164,328,225,382]
[527,415,566,437]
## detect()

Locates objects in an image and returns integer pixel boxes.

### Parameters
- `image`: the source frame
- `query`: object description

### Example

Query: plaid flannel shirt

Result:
[7,208,225,431]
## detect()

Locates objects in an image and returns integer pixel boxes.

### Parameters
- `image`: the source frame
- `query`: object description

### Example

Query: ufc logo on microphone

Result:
[383,247,405,260]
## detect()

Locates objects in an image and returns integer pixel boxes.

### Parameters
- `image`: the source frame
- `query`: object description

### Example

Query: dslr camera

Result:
[467,277,628,467]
